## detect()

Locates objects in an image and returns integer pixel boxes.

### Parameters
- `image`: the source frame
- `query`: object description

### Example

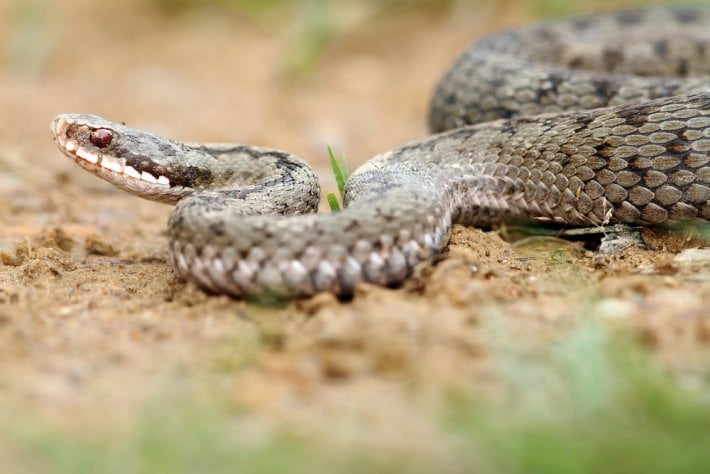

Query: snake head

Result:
[51,114,195,204]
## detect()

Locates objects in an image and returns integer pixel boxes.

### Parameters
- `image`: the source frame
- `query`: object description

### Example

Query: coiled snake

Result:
[52,7,710,298]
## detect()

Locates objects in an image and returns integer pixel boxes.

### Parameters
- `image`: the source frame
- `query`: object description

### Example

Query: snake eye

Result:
[90,129,113,148]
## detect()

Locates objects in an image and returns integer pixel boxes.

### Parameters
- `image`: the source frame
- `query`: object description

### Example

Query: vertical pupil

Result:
[90,129,113,148]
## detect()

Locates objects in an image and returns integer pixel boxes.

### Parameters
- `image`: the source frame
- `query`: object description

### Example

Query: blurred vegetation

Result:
[7,0,706,74]
[153,0,469,75]
[153,0,464,17]
[147,0,708,74]
[2,321,709,473]
[7,0,49,73]
[449,322,710,474]
[151,0,707,18]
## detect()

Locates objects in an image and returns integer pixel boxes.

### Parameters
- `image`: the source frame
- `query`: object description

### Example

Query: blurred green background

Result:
[5,0,705,75]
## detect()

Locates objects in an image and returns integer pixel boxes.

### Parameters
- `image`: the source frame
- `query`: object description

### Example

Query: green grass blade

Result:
[326,193,341,212]
[326,146,349,212]
[327,146,349,200]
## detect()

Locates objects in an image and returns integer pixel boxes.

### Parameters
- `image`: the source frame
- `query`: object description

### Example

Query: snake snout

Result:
[51,114,87,149]
[51,115,85,155]
[51,115,69,143]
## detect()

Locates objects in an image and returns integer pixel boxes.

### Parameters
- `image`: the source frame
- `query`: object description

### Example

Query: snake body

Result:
[52,7,710,298]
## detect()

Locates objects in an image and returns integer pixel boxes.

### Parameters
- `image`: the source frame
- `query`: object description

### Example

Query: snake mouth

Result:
[51,114,190,203]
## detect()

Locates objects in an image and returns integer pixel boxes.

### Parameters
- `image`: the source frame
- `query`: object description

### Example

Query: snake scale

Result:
[52,7,710,298]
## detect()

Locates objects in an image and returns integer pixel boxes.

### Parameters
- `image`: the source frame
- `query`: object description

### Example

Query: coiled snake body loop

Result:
[53,7,710,298]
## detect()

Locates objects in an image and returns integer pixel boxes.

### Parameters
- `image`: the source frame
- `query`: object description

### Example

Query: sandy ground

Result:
[0,0,709,462]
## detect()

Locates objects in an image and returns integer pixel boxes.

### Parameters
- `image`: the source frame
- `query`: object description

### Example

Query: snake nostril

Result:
[90,129,113,148]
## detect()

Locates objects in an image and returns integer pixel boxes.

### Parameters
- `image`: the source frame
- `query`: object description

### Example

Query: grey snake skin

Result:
[52,7,710,298]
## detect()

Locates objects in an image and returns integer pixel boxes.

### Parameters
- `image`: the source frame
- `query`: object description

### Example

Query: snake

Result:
[52,6,710,299]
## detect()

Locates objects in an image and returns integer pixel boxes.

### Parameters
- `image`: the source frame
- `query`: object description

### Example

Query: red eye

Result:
[90,129,113,148]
